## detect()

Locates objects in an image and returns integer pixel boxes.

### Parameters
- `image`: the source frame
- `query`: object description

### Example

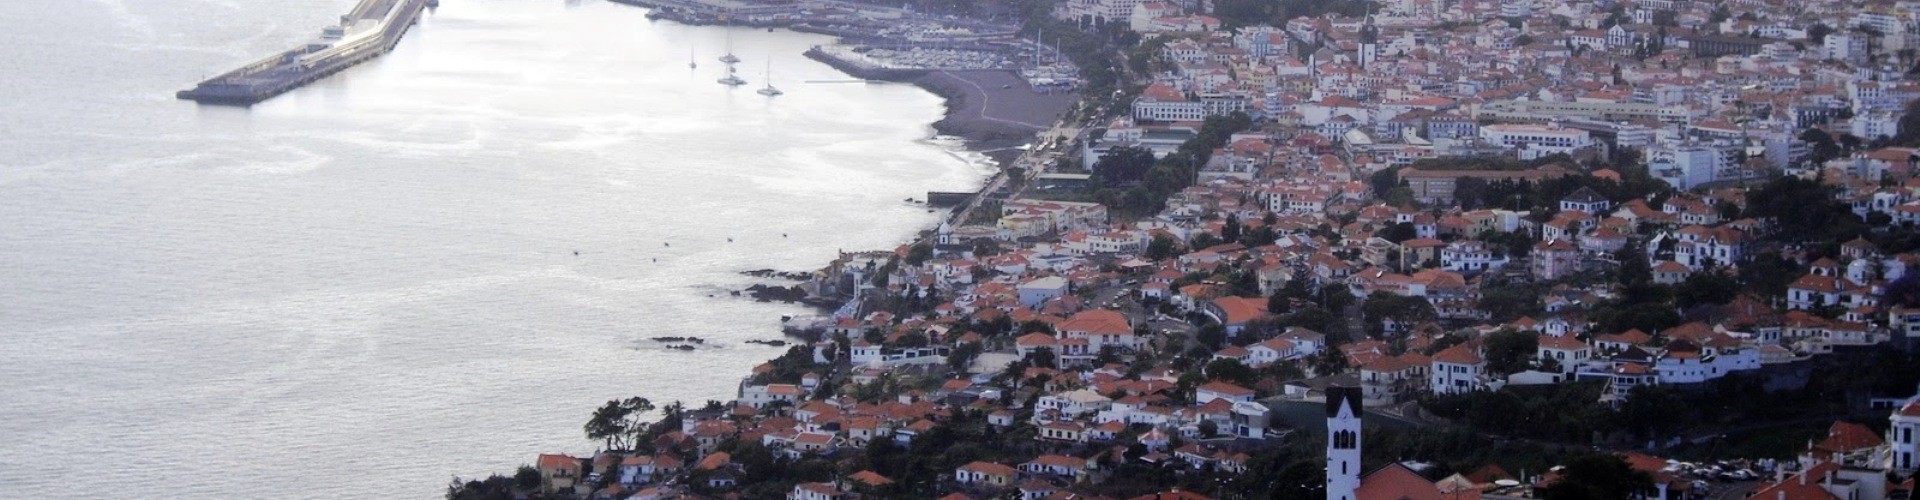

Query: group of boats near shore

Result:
[699,29,782,96]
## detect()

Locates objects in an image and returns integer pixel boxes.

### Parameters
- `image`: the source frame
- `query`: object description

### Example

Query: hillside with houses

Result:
[449,0,1920,498]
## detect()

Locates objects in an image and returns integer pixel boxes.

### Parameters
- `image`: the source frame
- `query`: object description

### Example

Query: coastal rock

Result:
[742,269,812,281]
[744,283,811,303]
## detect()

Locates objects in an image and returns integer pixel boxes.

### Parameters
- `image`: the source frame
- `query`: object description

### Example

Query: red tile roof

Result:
[1356,463,1444,500]
[1433,344,1482,365]
[1813,421,1883,453]
[537,453,579,470]
[959,461,1019,477]
[1197,381,1255,397]
[1211,296,1271,325]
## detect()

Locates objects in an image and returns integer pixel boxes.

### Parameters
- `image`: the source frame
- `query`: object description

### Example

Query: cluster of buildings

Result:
[1078,0,1920,191]
[516,0,1920,498]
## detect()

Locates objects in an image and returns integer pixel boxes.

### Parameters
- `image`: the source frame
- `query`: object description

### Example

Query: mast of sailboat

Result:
[719,23,740,64]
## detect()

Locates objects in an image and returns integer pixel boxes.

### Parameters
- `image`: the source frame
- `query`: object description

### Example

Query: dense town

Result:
[450,0,1920,498]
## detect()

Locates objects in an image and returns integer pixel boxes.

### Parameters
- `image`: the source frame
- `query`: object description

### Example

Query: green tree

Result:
[947,341,983,373]
[1362,292,1435,337]
[1893,97,1920,146]
[1191,232,1225,251]
[1280,306,1339,339]
[1145,234,1179,260]
[1094,145,1157,186]
[446,475,517,500]
[1196,324,1228,350]
[1673,272,1738,309]
[1268,292,1294,315]
[1619,384,1688,442]
[1540,454,1653,500]
[1801,128,1842,164]
[1213,0,1274,27]
[1482,329,1539,376]
[1378,222,1418,243]
[513,466,541,491]
[1479,283,1544,323]
[1809,23,1834,44]
[972,238,1003,257]
[1311,348,1350,375]
[1024,347,1057,369]
[1592,302,1681,334]
[584,396,656,450]
[1205,358,1257,386]
[905,242,933,266]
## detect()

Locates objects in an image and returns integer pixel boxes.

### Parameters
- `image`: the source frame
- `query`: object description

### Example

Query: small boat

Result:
[719,28,740,64]
[756,59,782,96]
[689,47,697,69]
[718,63,747,86]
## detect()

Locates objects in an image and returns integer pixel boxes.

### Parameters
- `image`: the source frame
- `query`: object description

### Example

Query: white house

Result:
[1036,389,1113,418]
[1441,240,1508,273]
[1890,390,1920,474]
[1246,337,1299,366]
[1429,344,1485,394]
[1017,276,1069,307]
[1536,334,1592,374]
[1195,381,1256,405]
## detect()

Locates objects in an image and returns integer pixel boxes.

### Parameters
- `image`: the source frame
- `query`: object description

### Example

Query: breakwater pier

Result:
[176,0,433,105]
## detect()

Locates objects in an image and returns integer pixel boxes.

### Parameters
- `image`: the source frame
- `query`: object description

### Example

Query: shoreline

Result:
[484,2,1084,484]
[619,0,1072,343]
[618,1,1073,153]
[800,47,1074,142]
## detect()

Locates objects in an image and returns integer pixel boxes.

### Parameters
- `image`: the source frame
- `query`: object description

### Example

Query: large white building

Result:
[1476,99,1695,124]
[1649,142,1732,190]
[1059,0,1146,27]
[1826,32,1869,63]
[1854,111,1901,141]
[1133,85,1206,122]
[1478,124,1593,160]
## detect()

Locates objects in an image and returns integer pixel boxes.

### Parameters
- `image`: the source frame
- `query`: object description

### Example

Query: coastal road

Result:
[945,129,1071,227]
[1709,481,1759,500]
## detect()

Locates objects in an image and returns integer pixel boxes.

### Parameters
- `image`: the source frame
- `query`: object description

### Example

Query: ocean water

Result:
[0,0,987,498]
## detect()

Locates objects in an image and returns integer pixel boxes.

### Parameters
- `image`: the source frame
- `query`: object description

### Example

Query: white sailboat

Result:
[756,59,782,96]
[717,64,746,86]
[718,28,740,64]
[689,47,697,69]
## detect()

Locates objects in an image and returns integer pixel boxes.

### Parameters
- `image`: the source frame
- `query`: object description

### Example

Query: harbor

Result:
[175,0,434,105]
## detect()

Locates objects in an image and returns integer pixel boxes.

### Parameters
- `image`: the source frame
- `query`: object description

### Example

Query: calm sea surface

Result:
[0,0,985,497]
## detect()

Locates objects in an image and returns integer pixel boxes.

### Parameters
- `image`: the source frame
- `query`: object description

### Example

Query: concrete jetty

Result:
[176,0,434,106]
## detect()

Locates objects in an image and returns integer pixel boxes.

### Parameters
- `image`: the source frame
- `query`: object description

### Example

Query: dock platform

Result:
[177,0,433,106]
